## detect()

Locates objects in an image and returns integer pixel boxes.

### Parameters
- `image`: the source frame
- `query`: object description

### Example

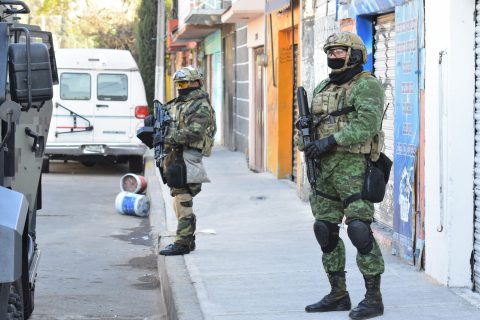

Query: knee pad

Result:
[347,220,373,254]
[313,220,340,254]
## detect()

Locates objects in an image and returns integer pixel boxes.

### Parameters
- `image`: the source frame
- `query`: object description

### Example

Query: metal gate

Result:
[292,44,299,182]
[473,0,480,292]
[373,12,395,228]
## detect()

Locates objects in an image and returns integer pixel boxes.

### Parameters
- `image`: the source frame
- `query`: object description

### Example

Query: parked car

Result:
[44,48,149,173]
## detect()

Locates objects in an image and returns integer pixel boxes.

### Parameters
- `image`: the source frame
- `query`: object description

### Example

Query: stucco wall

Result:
[424,0,475,287]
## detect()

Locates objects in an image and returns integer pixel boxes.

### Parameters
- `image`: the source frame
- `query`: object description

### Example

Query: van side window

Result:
[60,73,91,100]
[97,74,128,101]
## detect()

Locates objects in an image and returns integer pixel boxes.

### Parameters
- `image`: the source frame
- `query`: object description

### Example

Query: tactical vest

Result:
[311,71,384,161]
[168,91,216,156]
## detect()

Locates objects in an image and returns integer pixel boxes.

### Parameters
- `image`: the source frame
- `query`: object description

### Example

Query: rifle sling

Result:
[329,106,355,117]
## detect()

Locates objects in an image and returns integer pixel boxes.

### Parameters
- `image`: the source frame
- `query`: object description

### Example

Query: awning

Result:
[184,8,224,25]
[265,0,290,14]
[221,0,264,23]
[173,23,218,43]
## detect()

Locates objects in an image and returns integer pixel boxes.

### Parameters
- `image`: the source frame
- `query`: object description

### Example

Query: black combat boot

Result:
[305,271,351,312]
[188,236,196,251]
[349,274,383,320]
[159,242,190,256]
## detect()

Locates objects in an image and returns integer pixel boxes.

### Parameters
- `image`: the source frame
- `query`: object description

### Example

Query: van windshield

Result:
[60,73,91,100]
[97,74,128,101]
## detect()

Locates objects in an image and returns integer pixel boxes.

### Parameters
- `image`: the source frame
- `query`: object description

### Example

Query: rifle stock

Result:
[296,87,316,188]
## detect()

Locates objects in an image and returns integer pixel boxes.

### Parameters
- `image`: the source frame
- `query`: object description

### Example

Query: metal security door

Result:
[474,0,480,293]
[292,44,299,182]
[373,12,395,228]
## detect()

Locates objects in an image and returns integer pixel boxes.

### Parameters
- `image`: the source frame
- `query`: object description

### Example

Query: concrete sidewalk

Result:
[147,148,480,320]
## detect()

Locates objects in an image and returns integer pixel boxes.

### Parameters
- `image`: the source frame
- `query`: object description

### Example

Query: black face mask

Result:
[178,87,198,96]
[327,58,346,70]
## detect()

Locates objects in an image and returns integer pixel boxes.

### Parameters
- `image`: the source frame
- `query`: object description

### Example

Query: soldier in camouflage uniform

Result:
[159,66,216,256]
[296,32,385,320]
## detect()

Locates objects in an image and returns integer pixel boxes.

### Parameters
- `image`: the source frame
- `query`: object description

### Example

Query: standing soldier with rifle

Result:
[295,32,387,320]
[139,66,216,256]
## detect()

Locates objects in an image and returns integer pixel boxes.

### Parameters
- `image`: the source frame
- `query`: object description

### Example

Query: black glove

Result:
[144,114,155,127]
[153,132,164,146]
[304,135,336,159]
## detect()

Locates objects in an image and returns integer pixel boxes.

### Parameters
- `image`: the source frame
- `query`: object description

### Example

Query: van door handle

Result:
[96,104,109,108]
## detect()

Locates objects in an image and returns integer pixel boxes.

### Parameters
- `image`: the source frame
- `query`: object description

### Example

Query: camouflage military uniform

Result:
[308,73,385,276]
[164,87,215,248]
[300,32,386,319]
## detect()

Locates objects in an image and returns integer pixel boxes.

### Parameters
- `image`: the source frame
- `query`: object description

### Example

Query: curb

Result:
[144,154,204,320]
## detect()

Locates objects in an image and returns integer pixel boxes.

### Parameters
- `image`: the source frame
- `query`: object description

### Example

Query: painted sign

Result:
[393,0,420,264]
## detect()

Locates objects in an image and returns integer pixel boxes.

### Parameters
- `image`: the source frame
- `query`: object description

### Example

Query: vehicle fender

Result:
[0,186,29,283]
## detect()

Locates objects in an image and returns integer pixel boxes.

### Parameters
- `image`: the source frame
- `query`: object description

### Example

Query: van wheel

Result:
[41,158,49,173]
[81,161,96,167]
[129,156,144,174]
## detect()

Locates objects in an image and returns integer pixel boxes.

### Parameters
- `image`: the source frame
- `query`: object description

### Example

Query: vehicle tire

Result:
[6,279,24,320]
[41,158,49,173]
[21,230,34,319]
[129,156,144,174]
[81,161,96,167]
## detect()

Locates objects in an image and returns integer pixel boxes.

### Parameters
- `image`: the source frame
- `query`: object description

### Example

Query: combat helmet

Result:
[173,65,203,83]
[323,32,367,72]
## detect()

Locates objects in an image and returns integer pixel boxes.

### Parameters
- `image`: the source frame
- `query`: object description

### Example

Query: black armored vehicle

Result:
[0,1,58,318]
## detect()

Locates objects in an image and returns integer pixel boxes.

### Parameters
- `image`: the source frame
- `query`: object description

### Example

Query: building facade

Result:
[158,0,480,294]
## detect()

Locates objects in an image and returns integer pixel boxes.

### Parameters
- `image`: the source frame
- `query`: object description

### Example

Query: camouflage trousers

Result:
[171,183,202,247]
[309,152,384,277]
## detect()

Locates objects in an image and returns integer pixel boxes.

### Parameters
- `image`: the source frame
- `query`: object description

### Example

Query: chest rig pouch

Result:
[311,72,381,156]
[311,86,349,138]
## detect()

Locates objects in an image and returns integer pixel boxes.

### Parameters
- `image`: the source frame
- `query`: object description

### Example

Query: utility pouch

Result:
[165,150,187,188]
[362,152,392,203]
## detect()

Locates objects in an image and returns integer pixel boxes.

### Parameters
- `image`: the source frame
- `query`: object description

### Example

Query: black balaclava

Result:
[327,58,346,70]
[177,87,198,96]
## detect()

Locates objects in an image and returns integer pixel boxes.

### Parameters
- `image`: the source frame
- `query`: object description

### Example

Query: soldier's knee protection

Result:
[313,220,340,254]
[347,219,373,254]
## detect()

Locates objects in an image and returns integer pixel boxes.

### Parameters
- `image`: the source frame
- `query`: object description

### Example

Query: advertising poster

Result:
[393,0,420,264]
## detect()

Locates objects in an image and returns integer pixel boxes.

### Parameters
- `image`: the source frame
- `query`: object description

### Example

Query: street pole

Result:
[155,0,165,102]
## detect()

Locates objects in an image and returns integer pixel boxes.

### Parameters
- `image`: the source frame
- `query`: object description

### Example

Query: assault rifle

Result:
[136,99,172,183]
[296,87,316,188]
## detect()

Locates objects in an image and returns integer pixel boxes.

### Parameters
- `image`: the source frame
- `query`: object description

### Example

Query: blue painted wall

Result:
[338,0,406,19]
[356,16,374,72]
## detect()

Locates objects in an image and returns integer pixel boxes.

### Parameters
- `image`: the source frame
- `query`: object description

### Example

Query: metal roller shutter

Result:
[373,12,395,228]
[473,0,480,293]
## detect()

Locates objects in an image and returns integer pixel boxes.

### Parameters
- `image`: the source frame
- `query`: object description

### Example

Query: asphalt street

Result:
[29,160,166,320]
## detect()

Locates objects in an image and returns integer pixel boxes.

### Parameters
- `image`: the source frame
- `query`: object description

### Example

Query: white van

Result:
[45,48,149,173]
